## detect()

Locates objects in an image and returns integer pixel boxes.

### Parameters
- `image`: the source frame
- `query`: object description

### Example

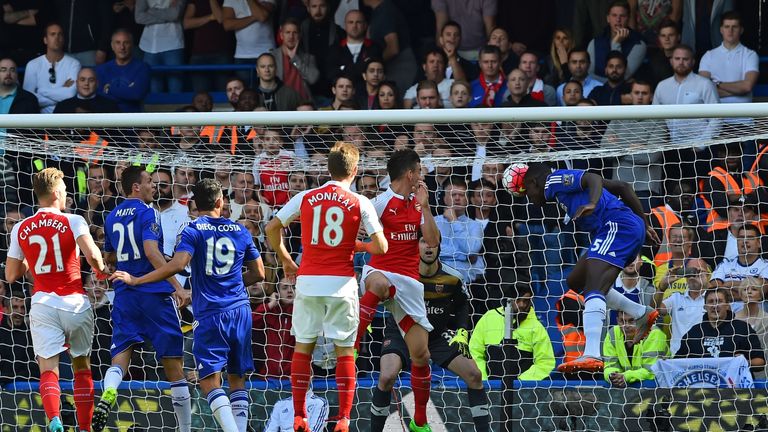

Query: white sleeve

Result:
[711,261,727,281]
[370,193,389,217]
[758,260,768,279]
[662,292,678,311]
[359,195,383,236]
[251,157,262,186]
[698,51,712,74]
[6,223,23,260]
[746,49,760,73]
[275,191,306,226]
[308,396,329,432]
[65,214,91,239]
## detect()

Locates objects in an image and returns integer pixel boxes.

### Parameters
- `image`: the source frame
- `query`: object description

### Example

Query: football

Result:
[501,163,529,196]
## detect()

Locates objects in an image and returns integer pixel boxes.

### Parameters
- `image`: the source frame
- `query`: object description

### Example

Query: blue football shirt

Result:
[105,198,172,293]
[174,215,260,320]
[544,169,630,234]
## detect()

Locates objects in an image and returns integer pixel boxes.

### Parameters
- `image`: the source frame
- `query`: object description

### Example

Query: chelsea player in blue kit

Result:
[93,166,192,432]
[111,179,266,432]
[522,163,661,373]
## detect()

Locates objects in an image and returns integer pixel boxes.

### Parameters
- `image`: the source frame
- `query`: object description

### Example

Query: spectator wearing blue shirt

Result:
[555,50,601,106]
[434,176,485,283]
[469,45,507,108]
[95,29,150,113]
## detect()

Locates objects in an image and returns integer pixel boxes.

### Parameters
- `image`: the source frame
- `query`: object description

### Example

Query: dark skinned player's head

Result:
[522,162,552,206]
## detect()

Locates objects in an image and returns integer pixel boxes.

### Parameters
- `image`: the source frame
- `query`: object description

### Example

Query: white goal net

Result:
[0,105,767,432]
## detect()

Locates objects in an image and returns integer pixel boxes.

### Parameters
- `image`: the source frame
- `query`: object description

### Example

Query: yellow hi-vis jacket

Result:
[603,325,669,384]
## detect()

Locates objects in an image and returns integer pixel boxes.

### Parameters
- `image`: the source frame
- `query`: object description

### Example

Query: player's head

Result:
[33,167,67,210]
[193,179,224,213]
[418,230,441,265]
[387,149,421,190]
[327,141,360,181]
[521,162,552,207]
[121,165,155,203]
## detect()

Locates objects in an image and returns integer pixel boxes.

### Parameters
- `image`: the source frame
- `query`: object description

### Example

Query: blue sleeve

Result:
[140,206,162,244]
[103,219,115,253]
[175,226,197,256]
[242,230,261,262]
[544,169,585,200]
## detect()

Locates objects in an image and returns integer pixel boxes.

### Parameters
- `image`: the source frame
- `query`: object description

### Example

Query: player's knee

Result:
[410,347,430,366]
[463,364,483,388]
[378,372,397,391]
[367,282,389,300]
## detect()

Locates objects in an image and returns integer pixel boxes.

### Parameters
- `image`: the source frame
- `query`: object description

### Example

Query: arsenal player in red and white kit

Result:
[355,149,441,432]
[265,142,388,432]
[5,168,107,432]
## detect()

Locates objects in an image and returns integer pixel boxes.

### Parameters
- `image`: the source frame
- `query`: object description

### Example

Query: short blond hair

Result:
[328,141,360,179]
[33,168,65,201]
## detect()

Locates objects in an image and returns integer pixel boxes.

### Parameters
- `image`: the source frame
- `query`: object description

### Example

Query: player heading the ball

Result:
[265,141,388,432]
[111,179,266,432]
[522,163,661,373]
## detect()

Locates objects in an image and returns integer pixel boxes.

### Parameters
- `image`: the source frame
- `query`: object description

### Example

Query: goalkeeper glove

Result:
[446,328,471,359]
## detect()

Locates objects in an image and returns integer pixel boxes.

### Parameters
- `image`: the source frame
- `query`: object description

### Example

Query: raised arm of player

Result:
[416,181,440,247]
[110,252,192,286]
[243,257,266,287]
[143,238,190,307]
[355,232,388,255]
[265,217,298,277]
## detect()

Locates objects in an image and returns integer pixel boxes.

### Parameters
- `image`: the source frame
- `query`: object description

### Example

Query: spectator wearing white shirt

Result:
[712,223,768,301]
[404,49,453,109]
[23,23,81,114]
[698,11,758,126]
[652,44,720,146]
[223,0,276,83]
[657,266,710,355]
[264,390,328,431]
[135,0,186,93]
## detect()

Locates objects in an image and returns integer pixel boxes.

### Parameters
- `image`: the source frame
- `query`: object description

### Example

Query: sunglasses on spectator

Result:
[48,66,56,84]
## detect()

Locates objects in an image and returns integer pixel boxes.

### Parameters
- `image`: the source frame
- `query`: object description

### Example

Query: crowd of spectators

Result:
[1,0,768,400]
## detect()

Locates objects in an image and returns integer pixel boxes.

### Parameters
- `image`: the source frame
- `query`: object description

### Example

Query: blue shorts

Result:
[586,211,645,269]
[111,290,183,359]
[192,305,254,379]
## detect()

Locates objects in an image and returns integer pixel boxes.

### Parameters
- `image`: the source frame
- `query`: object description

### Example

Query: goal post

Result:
[0,103,767,431]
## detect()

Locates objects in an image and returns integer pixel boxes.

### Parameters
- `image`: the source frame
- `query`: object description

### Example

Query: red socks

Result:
[335,355,356,419]
[291,352,312,418]
[410,364,431,427]
[74,370,94,431]
[40,370,61,421]
[355,290,383,350]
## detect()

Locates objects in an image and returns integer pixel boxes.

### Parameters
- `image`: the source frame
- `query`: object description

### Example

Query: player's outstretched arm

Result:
[243,257,266,287]
[265,217,298,276]
[4,257,28,284]
[143,239,190,307]
[110,252,192,286]
[603,178,661,245]
[77,233,108,276]
[355,231,388,255]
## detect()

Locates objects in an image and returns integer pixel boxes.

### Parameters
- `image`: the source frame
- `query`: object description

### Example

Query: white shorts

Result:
[292,292,359,346]
[361,265,433,334]
[29,303,94,359]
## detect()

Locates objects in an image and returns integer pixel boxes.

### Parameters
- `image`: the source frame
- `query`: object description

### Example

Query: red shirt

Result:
[275,181,381,278]
[8,208,89,297]
[253,150,294,206]
[367,188,423,279]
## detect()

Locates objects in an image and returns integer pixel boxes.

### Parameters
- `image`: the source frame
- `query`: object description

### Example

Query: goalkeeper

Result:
[369,233,490,432]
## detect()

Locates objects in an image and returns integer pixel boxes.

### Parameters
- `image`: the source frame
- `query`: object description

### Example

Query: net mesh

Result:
[1,110,767,432]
